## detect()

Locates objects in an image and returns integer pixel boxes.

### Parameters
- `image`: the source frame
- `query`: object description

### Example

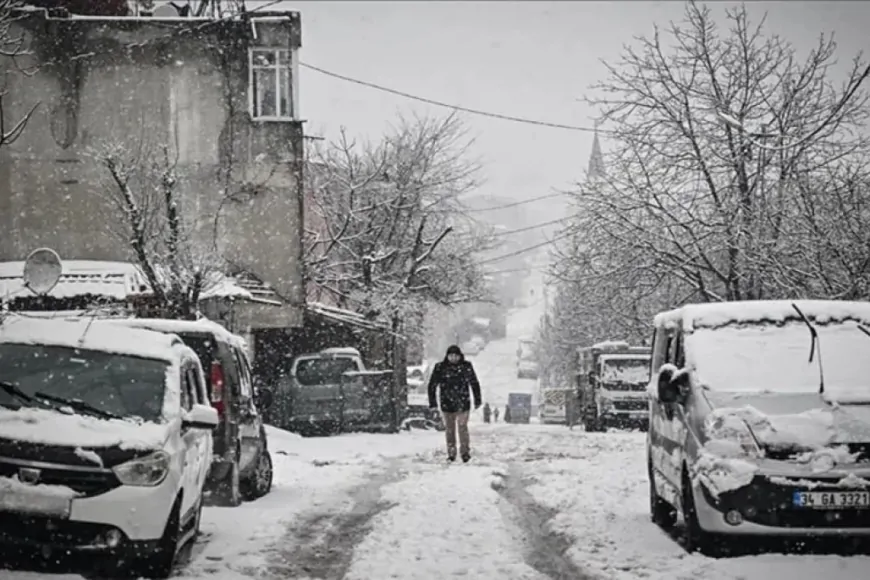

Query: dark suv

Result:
[111,318,274,506]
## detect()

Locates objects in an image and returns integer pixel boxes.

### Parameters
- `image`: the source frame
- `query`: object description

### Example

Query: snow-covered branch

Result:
[304,112,492,323]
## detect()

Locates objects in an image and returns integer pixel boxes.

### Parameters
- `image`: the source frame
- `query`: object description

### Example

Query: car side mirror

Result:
[183,403,219,430]
[658,367,688,404]
[256,387,274,410]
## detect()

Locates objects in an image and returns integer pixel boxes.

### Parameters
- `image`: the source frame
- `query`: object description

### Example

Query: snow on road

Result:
[345,458,549,580]
[6,422,870,580]
[484,424,870,580]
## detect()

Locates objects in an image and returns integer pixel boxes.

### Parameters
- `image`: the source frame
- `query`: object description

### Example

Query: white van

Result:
[0,316,218,578]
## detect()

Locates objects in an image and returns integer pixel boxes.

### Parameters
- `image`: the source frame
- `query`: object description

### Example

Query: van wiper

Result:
[857,324,870,339]
[34,392,121,420]
[0,380,36,406]
[791,303,825,394]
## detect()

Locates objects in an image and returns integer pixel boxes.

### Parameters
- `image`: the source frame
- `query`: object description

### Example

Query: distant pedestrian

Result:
[493,407,500,423]
[504,405,512,423]
[483,402,492,423]
[428,345,482,463]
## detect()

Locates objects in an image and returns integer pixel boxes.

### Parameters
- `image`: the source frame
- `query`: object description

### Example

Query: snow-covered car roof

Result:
[600,353,650,361]
[0,316,193,364]
[591,340,630,351]
[655,300,870,333]
[320,347,361,357]
[107,317,247,350]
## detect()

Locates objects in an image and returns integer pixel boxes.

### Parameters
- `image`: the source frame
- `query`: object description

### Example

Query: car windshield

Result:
[0,343,168,422]
[295,357,358,386]
[687,321,870,395]
[600,358,649,384]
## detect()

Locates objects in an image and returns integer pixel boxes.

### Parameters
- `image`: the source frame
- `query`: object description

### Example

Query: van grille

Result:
[0,457,120,497]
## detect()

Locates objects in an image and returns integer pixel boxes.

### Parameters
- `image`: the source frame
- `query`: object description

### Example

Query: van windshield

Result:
[0,343,167,421]
[295,357,358,386]
[600,357,649,384]
[687,321,870,395]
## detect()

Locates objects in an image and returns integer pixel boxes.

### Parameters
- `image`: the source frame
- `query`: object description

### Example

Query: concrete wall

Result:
[0,12,305,327]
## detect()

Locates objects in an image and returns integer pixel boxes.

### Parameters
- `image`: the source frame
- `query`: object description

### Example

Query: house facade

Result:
[0,7,305,329]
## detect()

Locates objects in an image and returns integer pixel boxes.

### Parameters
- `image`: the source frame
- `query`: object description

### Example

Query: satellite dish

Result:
[153,4,180,17]
[23,248,62,296]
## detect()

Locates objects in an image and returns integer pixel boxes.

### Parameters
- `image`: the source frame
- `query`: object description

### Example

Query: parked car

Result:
[461,335,486,356]
[110,318,273,505]
[275,347,394,435]
[647,300,870,555]
[0,316,218,578]
[407,364,427,393]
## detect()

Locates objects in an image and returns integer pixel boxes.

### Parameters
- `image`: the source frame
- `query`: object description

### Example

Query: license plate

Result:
[0,489,72,517]
[792,491,870,509]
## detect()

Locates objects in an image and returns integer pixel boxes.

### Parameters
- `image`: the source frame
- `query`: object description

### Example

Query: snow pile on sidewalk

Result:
[521,428,870,580]
[346,462,547,580]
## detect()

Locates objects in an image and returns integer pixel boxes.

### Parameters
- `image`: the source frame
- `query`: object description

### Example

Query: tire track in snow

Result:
[263,460,401,580]
[494,465,600,580]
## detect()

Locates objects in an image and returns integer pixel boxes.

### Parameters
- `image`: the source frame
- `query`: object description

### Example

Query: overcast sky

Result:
[257,1,869,225]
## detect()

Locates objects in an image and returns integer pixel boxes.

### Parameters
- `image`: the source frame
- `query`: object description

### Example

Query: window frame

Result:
[233,347,254,399]
[248,46,297,121]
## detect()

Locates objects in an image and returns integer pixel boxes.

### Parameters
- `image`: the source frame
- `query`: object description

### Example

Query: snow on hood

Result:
[695,392,870,496]
[0,407,170,450]
[704,391,870,449]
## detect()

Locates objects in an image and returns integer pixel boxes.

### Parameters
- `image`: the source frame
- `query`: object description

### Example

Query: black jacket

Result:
[427,356,482,413]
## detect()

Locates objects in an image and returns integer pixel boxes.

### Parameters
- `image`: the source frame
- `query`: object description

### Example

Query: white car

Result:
[0,317,218,578]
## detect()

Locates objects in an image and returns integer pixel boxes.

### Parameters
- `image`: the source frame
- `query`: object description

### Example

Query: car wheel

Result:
[242,449,273,500]
[131,497,181,579]
[681,471,720,556]
[648,461,677,529]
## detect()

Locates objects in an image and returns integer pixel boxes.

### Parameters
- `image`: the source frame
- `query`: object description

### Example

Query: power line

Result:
[300,61,605,134]
[488,216,569,238]
[477,229,574,266]
[463,191,571,213]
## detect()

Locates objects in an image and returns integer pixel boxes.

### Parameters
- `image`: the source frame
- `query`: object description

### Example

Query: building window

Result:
[250,48,295,120]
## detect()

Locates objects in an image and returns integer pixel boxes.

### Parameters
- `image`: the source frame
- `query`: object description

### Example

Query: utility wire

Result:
[477,229,574,266]
[463,191,571,213]
[299,61,605,134]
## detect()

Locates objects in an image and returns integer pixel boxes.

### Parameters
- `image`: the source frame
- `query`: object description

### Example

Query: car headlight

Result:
[112,451,171,487]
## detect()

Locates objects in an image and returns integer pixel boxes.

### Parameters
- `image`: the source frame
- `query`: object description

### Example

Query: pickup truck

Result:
[272,347,395,435]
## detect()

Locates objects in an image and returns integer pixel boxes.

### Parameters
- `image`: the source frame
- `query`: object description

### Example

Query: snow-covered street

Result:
[9,295,870,580]
[14,423,869,580]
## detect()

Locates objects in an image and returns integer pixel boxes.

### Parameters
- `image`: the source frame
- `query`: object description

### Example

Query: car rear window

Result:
[295,357,359,386]
[172,333,216,386]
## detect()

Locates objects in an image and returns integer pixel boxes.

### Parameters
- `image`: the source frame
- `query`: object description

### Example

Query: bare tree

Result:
[0,1,39,148]
[94,140,225,319]
[304,112,493,382]
[305,112,491,318]
[551,1,870,340]
[544,1,870,375]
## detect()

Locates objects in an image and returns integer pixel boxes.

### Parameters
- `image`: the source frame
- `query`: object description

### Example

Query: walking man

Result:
[428,345,482,463]
[483,402,492,423]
